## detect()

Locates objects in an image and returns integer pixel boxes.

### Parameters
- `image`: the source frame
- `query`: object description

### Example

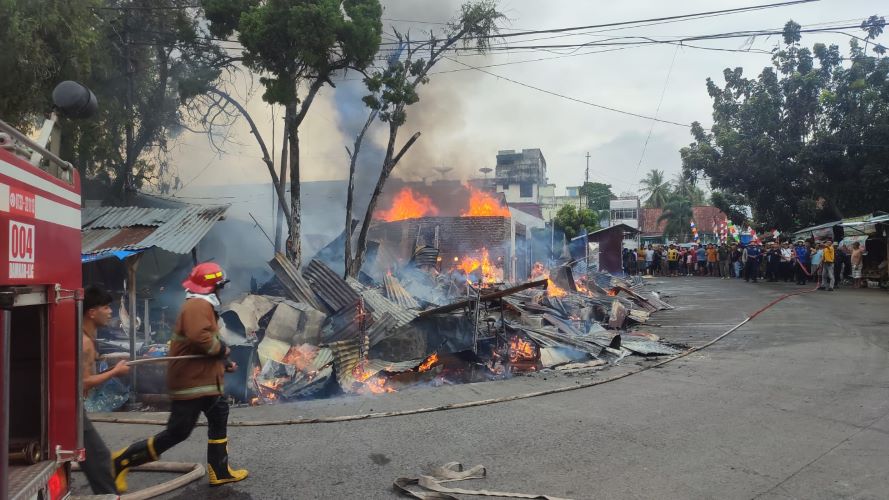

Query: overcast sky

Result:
[168,0,886,200]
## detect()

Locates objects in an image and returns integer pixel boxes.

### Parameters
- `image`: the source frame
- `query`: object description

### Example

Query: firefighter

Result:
[81,285,131,494]
[111,263,248,492]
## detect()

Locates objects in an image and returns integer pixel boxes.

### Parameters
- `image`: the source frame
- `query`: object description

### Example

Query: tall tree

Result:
[0,0,225,202]
[344,0,503,277]
[681,17,888,229]
[579,181,613,211]
[671,172,707,205]
[639,169,670,208]
[657,197,693,242]
[204,0,383,265]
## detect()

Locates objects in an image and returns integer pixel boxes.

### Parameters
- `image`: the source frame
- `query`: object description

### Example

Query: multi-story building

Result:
[494,149,547,203]
[609,196,641,249]
[539,184,584,221]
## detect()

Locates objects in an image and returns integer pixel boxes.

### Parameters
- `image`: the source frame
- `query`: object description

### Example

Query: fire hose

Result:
[71,461,205,500]
[92,285,820,428]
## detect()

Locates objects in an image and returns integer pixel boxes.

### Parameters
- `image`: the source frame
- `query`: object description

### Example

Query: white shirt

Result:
[780,248,792,262]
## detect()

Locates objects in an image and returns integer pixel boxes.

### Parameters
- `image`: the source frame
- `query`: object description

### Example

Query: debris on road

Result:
[394,462,573,500]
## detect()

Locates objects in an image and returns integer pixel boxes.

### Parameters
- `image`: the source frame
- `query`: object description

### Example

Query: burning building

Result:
[367,181,543,282]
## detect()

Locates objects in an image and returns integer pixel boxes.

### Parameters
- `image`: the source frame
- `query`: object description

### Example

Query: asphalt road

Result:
[81,278,889,499]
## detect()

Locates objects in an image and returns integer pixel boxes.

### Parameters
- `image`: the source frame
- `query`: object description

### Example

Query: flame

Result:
[418,353,439,372]
[531,262,567,297]
[455,248,502,284]
[352,361,396,394]
[462,186,510,217]
[607,289,618,297]
[376,188,439,221]
[508,335,537,363]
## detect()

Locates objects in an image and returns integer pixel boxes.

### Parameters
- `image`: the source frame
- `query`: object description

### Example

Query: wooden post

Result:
[143,297,150,348]
[126,254,142,406]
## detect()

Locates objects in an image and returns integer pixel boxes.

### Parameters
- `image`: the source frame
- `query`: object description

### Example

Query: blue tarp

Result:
[81,249,144,264]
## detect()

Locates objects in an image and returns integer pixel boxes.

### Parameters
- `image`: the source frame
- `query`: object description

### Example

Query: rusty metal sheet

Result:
[303,259,361,313]
[81,205,228,255]
[267,254,324,311]
[322,301,369,343]
[384,275,420,309]
[368,312,400,347]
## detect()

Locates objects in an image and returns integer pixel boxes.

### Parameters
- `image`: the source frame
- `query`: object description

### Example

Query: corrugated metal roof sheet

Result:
[346,277,418,327]
[383,275,420,309]
[368,312,400,347]
[267,254,325,311]
[81,205,228,255]
[322,301,367,343]
[329,339,423,393]
[303,259,360,314]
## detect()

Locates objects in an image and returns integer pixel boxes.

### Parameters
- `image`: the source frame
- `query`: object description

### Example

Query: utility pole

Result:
[585,152,590,184]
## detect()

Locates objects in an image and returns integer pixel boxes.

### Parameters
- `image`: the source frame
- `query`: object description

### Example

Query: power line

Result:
[635,45,681,178]
[442,56,693,127]
[377,0,818,46]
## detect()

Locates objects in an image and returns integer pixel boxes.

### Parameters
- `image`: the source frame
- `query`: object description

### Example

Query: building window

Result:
[519,182,533,198]
[623,231,636,240]
[611,209,637,220]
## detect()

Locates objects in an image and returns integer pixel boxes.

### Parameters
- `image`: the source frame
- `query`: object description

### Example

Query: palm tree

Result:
[640,169,670,208]
[672,172,707,205]
[658,197,694,242]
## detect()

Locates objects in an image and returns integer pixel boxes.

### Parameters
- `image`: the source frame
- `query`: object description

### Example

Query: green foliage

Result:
[0,0,225,200]
[657,197,693,241]
[209,0,383,106]
[579,182,613,211]
[0,0,99,130]
[681,16,889,229]
[671,172,707,205]
[553,204,599,240]
[639,169,670,208]
[710,191,748,226]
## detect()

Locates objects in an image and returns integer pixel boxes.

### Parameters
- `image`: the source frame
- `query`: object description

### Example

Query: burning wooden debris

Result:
[206,255,682,405]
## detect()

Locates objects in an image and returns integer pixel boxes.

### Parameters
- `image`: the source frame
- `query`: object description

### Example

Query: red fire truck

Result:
[0,86,89,500]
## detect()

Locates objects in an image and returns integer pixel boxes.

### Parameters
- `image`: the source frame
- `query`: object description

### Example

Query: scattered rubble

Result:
[211,252,678,405]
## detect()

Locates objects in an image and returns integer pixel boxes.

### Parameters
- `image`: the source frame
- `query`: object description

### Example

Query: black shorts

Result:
[668,261,678,271]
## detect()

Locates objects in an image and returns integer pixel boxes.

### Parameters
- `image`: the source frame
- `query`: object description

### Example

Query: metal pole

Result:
[126,255,140,406]
[143,298,150,348]
[0,310,10,500]
[74,292,84,451]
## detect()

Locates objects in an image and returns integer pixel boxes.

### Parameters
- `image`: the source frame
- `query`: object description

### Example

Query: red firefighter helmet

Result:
[182,262,229,294]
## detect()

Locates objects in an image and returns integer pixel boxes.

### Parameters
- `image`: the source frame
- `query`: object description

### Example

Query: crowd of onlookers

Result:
[623,238,867,291]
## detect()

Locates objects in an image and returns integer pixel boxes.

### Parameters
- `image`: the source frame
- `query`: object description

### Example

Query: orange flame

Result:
[531,262,567,297]
[376,188,439,222]
[418,353,439,372]
[508,336,537,363]
[462,186,510,217]
[455,248,502,284]
[352,361,396,394]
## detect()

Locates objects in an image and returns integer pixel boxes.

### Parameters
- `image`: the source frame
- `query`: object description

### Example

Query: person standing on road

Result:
[731,244,742,278]
[111,263,248,492]
[811,242,824,289]
[667,244,679,277]
[706,244,718,277]
[850,241,864,288]
[780,242,793,282]
[821,237,836,291]
[81,285,131,495]
[645,245,654,275]
[744,243,762,283]
[718,243,730,279]
[695,244,707,276]
[793,240,810,285]
[766,243,781,282]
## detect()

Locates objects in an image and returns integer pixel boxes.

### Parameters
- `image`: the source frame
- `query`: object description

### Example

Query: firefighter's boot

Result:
[111,438,159,493]
[207,438,248,486]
